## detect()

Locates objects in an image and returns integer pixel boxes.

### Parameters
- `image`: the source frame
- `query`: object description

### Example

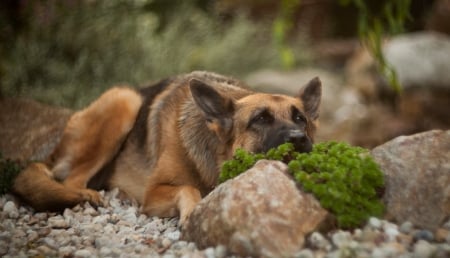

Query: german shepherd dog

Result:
[12,71,321,225]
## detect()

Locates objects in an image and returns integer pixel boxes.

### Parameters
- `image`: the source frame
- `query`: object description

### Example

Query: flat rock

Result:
[182,160,328,258]
[371,130,450,230]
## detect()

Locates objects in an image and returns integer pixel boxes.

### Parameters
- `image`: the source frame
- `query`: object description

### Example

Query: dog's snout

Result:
[261,128,312,154]
[284,129,312,153]
[287,130,306,141]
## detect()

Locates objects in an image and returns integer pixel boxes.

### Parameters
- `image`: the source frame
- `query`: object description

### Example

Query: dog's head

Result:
[190,77,321,156]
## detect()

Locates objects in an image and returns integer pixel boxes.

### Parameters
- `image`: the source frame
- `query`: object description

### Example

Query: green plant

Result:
[220,142,385,229]
[272,0,301,69]
[0,154,23,195]
[339,0,411,92]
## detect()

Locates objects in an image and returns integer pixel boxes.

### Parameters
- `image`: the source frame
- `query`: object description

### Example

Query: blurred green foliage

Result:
[273,0,301,69]
[0,153,24,195]
[339,0,411,92]
[1,0,310,108]
[0,0,412,107]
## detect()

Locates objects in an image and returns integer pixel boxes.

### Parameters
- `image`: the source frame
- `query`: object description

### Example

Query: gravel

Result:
[1,189,449,258]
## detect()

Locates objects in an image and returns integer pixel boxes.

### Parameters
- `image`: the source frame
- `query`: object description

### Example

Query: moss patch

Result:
[220,142,385,229]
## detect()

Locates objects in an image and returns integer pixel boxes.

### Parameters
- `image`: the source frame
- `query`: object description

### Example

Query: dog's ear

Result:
[189,79,235,141]
[298,77,321,120]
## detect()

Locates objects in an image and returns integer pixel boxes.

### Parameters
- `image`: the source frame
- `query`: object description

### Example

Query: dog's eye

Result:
[292,113,306,124]
[251,111,274,125]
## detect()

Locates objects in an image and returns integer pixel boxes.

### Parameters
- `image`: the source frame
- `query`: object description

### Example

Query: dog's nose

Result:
[286,130,306,142]
[284,129,312,153]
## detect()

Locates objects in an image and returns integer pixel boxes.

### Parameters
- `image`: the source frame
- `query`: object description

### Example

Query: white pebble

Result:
[48,216,69,229]
[166,230,181,241]
[368,217,382,229]
[332,230,352,248]
[74,249,92,258]
[215,244,227,258]
[203,247,215,258]
[294,248,314,258]
[99,247,111,256]
[162,238,172,248]
[309,232,331,250]
[413,240,437,258]
[384,226,400,242]
[3,201,19,219]
[58,246,76,256]
[400,221,414,233]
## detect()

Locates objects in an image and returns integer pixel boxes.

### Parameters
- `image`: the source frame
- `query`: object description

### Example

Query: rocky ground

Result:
[1,188,449,258]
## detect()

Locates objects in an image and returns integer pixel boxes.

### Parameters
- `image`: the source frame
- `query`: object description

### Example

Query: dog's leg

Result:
[52,87,143,191]
[141,184,201,225]
[12,87,143,211]
[13,163,102,211]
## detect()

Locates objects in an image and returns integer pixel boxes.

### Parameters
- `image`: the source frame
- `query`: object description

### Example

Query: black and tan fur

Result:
[12,71,322,224]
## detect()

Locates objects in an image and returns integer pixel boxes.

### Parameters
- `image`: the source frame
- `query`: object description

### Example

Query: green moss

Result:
[0,154,24,195]
[220,142,385,229]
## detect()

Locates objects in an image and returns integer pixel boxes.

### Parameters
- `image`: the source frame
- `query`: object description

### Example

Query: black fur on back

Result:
[131,79,172,149]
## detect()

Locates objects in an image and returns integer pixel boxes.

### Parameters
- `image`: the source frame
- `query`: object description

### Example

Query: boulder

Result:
[371,130,450,231]
[182,160,328,258]
[383,32,450,89]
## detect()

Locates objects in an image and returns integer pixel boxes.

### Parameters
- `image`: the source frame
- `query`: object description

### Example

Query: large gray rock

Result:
[384,32,450,89]
[371,130,450,231]
[182,160,328,258]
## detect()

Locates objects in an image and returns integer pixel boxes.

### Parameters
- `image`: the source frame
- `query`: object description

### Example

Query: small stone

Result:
[414,230,434,241]
[27,230,39,242]
[166,230,181,241]
[95,236,112,248]
[443,220,450,230]
[48,216,69,229]
[37,227,51,237]
[83,207,98,216]
[0,241,8,256]
[396,233,414,246]
[384,226,400,242]
[58,246,76,257]
[434,228,449,243]
[214,245,227,258]
[34,212,48,220]
[203,247,215,258]
[74,249,92,258]
[99,247,111,256]
[161,238,172,249]
[368,217,382,229]
[399,221,414,234]
[308,232,331,250]
[3,201,19,219]
[413,240,437,258]
[42,237,58,250]
[294,248,314,258]
[332,230,352,248]
[122,212,137,224]
[36,245,57,256]
[92,214,110,225]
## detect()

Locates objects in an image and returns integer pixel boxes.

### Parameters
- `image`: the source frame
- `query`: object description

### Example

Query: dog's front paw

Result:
[178,210,191,228]
[79,189,104,207]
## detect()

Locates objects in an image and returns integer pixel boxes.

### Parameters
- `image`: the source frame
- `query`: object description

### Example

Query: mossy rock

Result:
[220,141,385,229]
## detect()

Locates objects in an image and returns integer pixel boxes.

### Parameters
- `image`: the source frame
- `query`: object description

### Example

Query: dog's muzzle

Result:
[285,129,312,153]
[261,128,312,153]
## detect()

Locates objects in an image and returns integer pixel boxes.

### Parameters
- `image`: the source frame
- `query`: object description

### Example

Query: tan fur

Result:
[12,71,321,225]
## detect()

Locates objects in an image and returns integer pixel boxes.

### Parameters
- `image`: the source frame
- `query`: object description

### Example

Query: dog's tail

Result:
[12,162,92,211]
